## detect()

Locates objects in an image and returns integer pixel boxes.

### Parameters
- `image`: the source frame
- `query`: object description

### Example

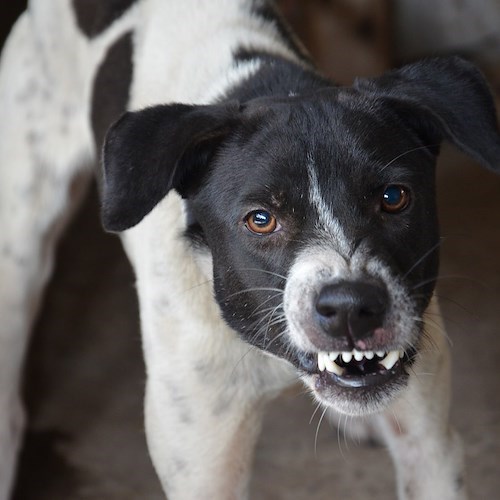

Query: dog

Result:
[1,1,499,498]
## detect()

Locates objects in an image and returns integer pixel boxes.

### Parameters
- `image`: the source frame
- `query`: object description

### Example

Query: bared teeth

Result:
[379,350,401,370]
[353,350,364,361]
[341,352,353,363]
[317,349,405,373]
[317,352,344,375]
[318,352,326,372]
[328,351,339,361]
[323,355,344,375]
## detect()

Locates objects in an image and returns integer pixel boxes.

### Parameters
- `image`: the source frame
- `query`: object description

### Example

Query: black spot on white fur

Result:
[91,31,133,177]
[72,0,138,38]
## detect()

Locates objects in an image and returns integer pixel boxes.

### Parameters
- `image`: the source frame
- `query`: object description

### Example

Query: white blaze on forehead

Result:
[306,155,351,256]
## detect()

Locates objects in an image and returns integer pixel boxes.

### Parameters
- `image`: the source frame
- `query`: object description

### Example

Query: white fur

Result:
[129,0,299,108]
[0,1,466,499]
[307,155,351,255]
[377,298,466,499]
[0,4,93,496]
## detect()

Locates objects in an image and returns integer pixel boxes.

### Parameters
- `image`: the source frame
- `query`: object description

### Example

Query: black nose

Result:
[315,280,388,341]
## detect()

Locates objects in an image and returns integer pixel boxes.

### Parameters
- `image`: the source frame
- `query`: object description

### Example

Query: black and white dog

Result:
[1,1,499,498]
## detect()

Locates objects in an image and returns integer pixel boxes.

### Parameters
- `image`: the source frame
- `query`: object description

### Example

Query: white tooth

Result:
[376,351,385,358]
[328,351,339,361]
[399,350,404,359]
[364,351,374,360]
[324,356,345,376]
[380,350,400,370]
[342,352,353,363]
[318,352,326,372]
[353,350,364,361]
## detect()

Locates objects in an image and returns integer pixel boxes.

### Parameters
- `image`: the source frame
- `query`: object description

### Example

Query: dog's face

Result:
[189,92,439,414]
[101,57,500,415]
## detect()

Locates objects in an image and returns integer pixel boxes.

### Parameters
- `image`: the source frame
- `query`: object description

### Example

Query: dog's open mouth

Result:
[298,348,413,389]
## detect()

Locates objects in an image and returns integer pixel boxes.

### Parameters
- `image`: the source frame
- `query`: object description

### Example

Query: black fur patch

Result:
[73,0,137,38]
[91,31,133,156]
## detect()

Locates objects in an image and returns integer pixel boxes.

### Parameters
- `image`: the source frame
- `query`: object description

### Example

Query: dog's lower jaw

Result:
[302,369,410,417]
[292,346,413,416]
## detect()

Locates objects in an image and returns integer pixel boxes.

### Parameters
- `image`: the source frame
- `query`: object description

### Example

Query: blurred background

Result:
[1,1,499,498]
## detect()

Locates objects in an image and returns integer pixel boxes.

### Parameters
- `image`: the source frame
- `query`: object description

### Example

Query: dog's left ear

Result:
[101,102,240,232]
[354,56,500,171]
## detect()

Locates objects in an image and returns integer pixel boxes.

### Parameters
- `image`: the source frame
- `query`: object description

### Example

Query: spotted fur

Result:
[1,1,499,499]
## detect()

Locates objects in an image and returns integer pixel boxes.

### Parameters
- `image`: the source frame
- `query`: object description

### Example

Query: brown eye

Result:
[381,185,410,213]
[245,210,278,234]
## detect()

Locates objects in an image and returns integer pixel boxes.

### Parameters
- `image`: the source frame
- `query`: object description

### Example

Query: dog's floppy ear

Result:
[354,56,500,171]
[101,102,240,232]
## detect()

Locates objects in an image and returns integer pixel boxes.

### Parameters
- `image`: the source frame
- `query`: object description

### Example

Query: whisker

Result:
[343,414,350,453]
[389,408,402,436]
[422,326,443,350]
[309,401,323,425]
[247,307,285,339]
[225,287,284,300]
[314,406,329,457]
[403,240,443,279]
[264,327,288,351]
[249,293,284,317]
[379,144,439,173]
[229,344,258,378]
[412,274,490,292]
[432,293,477,319]
[261,304,281,347]
[337,413,347,461]
[179,279,213,295]
[235,268,288,281]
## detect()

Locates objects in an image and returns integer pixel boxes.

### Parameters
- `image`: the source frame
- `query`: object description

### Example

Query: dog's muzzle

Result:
[283,264,417,413]
[294,279,412,387]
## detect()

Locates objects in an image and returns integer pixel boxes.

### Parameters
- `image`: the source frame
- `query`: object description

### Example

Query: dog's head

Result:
[101,57,500,415]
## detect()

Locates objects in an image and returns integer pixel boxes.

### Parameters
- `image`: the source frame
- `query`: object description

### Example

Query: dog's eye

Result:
[245,210,278,235]
[381,185,410,213]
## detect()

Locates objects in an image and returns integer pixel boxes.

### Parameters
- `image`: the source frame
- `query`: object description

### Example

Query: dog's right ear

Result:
[101,102,241,232]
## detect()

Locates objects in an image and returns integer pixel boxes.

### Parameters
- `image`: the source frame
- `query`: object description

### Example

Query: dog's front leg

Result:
[144,362,268,500]
[376,298,467,500]
[141,324,293,500]
[121,205,295,500]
